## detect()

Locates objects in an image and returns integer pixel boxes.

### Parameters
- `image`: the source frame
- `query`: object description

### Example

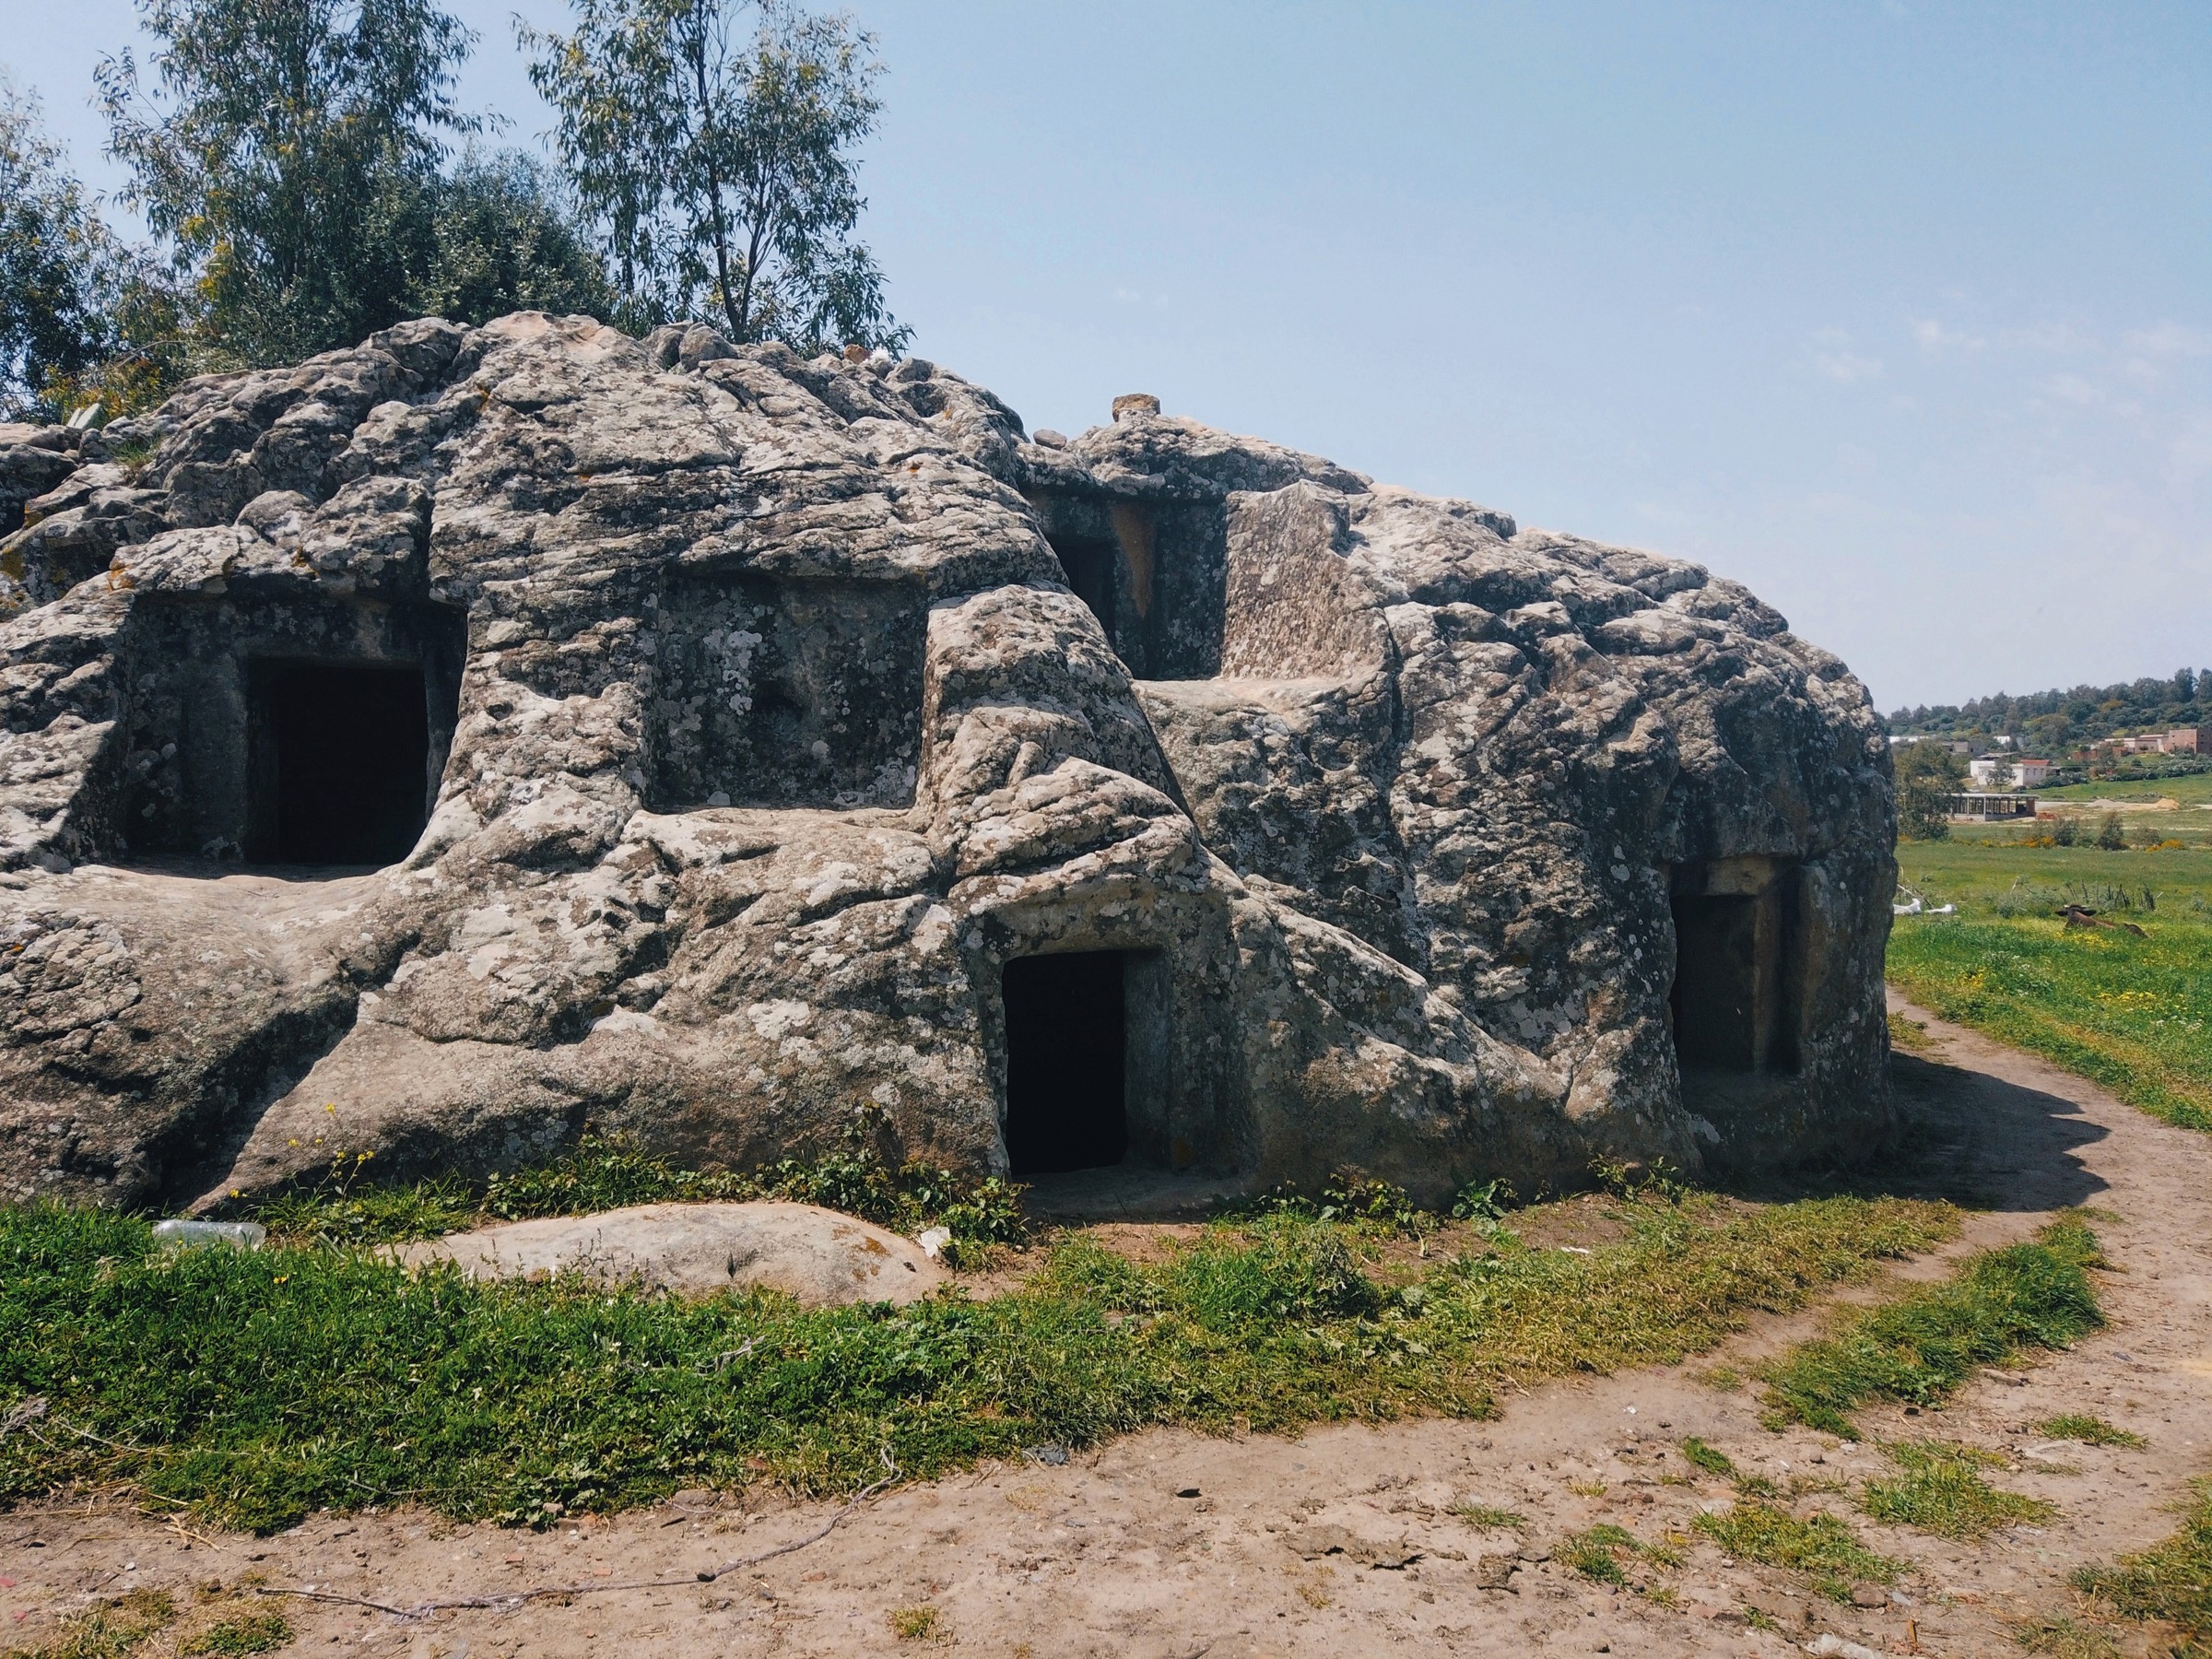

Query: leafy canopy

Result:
[0,78,177,420]
[524,0,908,354]
[98,0,484,366]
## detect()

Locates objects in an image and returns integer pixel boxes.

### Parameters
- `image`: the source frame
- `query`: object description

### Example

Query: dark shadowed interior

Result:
[1003,950,1130,1174]
[1047,534,1119,649]
[247,661,431,865]
[1670,893,1759,1070]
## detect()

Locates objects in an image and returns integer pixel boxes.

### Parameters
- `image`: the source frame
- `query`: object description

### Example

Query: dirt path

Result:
[6,997,2210,1657]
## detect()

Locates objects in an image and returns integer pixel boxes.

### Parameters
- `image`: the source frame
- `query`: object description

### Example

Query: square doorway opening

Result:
[1003,950,1132,1175]
[1670,895,1759,1070]
[247,661,431,865]
[1047,534,1118,650]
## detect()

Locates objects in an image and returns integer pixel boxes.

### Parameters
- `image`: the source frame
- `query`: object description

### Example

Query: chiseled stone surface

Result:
[0,312,1895,1211]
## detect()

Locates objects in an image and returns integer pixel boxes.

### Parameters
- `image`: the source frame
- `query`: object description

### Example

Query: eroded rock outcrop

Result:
[0,313,1895,1211]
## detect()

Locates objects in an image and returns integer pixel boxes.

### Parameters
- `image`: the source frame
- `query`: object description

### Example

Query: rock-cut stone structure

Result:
[0,313,1896,1212]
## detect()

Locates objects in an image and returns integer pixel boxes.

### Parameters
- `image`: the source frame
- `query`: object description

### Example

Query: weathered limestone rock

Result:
[0,312,1896,1212]
[399,1200,945,1303]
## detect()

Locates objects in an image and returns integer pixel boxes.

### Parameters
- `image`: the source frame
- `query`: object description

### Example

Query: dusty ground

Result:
[6,995,2209,1656]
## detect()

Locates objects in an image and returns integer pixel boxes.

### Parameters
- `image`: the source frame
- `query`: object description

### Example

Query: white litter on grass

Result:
[917,1227,952,1261]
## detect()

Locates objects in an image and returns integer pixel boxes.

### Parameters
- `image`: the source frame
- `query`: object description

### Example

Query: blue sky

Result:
[6,0,2207,710]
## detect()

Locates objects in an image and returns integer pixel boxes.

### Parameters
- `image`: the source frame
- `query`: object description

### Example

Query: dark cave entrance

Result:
[1669,873,1798,1078]
[1047,534,1119,649]
[246,661,431,865]
[1670,895,1760,1070]
[1003,950,1132,1175]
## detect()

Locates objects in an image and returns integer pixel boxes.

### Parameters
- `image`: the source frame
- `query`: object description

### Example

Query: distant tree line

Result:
[1889,668,2208,757]
[0,0,906,423]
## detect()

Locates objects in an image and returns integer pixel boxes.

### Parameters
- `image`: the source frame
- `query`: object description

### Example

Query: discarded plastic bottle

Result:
[151,1219,266,1252]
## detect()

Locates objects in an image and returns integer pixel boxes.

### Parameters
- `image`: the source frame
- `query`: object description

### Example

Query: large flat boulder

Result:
[398,1201,946,1305]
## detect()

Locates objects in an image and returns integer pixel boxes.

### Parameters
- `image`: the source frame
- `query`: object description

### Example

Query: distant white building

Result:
[1968,755,2054,789]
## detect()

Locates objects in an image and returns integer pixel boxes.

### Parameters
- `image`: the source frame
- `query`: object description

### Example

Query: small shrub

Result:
[2035,1414,2144,1449]
[2095,813,2127,851]
[1861,1440,2055,1538]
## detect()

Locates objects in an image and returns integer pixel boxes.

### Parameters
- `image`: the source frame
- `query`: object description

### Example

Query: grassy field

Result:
[2036,771,2212,807]
[1888,835,2212,1131]
[0,1180,1951,1534]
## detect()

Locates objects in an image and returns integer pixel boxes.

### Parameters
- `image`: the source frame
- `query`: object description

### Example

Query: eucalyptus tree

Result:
[0,78,153,418]
[98,0,483,366]
[524,0,908,353]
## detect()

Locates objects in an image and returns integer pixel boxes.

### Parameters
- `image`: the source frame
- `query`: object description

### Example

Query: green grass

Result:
[2073,1477,2212,1648]
[1680,1437,1737,1477]
[2037,772,2212,807]
[0,1189,1950,1534]
[177,1614,294,1657]
[1888,839,2212,1132]
[1558,1522,1682,1586]
[2036,1414,2145,1449]
[1860,1439,2055,1538]
[1757,1219,2104,1436]
[2,1591,176,1659]
[1694,1502,1902,1601]
[247,1120,1028,1264]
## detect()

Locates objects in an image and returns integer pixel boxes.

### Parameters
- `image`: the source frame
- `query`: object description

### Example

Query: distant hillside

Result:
[1889,668,2207,754]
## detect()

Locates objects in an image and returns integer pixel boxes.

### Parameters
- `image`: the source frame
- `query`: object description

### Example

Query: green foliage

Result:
[1242,1172,1431,1235]
[98,0,485,366]
[0,79,179,421]
[1861,1440,2055,1537]
[1758,1219,2103,1435]
[2,1589,175,1659]
[2071,1477,2212,1645]
[412,149,618,326]
[1895,742,1969,841]
[1889,668,2207,757]
[523,0,907,352]
[1694,1501,1901,1601]
[2035,1414,2145,1449]
[179,1613,295,1656]
[1680,1436,1736,1477]
[1889,839,2212,1132]
[1558,1522,1643,1584]
[0,1190,1949,1535]
[2095,812,2128,851]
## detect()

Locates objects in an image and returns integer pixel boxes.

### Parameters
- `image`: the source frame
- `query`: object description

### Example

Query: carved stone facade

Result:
[0,314,1896,1211]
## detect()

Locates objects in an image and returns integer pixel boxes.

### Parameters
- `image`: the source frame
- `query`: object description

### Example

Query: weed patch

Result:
[1451,1502,1528,1529]
[2036,1414,2145,1449]
[1680,1437,1736,1478]
[2072,1477,2212,1644]
[1758,1219,2103,1434]
[2,1589,175,1659]
[178,1613,294,1656]
[1861,1440,2054,1537]
[1694,1502,1902,1602]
